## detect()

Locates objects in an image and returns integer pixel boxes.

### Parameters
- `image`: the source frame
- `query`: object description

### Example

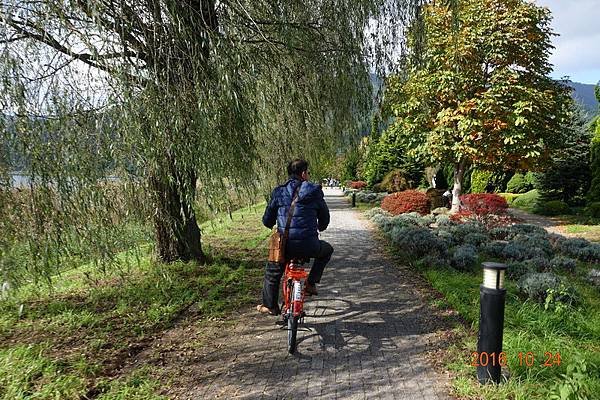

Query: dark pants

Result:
[262,240,334,310]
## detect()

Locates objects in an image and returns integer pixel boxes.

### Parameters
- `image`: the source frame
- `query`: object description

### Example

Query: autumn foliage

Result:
[349,181,367,189]
[460,193,508,215]
[381,190,430,215]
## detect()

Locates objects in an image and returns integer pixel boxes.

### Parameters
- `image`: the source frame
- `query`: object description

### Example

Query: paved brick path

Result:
[181,189,451,399]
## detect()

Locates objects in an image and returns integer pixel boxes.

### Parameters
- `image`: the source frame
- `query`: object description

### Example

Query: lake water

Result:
[6,174,121,188]
[9,173,29,188]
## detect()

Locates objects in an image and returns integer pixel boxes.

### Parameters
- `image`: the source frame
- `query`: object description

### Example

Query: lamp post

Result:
[477,262,507,384]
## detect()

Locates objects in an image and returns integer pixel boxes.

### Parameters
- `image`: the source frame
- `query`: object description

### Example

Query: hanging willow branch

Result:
[0,0,425,287]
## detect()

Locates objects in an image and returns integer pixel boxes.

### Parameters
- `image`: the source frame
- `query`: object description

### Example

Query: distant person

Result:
[257,159,334,315]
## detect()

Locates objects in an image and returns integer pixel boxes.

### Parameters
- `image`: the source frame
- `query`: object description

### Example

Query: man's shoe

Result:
[305,283,318,296]
[256,304,277,315]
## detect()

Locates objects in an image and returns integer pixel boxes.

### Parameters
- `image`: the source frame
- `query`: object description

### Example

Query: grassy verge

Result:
[369,211,600,399]
[424,267,599,400]
[0,203,268,399]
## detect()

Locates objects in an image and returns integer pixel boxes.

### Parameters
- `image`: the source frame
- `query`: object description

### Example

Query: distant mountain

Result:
[566,81,599,117]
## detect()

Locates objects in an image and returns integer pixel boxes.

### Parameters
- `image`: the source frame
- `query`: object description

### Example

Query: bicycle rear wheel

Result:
[287,305,299,354]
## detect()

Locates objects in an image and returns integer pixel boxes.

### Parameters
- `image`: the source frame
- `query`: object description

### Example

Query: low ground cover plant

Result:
[365,206,600,398]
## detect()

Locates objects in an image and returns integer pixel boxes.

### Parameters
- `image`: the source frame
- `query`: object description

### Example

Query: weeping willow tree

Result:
[0,0,424,285]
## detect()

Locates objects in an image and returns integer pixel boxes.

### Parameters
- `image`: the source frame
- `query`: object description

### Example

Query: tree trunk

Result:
[451,159,468,213]
[149,166,204,263]
[145,0,217,264]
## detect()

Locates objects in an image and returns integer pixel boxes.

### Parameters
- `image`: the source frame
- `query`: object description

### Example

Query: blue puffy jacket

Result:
[262,178,330,251]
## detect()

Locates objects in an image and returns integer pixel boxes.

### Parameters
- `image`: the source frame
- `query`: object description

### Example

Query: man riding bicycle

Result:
[257,159,334,315]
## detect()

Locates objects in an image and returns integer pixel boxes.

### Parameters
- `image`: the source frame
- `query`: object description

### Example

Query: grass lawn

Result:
[562,225,600,242]
[0,204,268,399]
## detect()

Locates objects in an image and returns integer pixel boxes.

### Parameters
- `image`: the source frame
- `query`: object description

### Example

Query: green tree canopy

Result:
[587,84,600,202]
[536,108,592,205]
[384,0,572,211]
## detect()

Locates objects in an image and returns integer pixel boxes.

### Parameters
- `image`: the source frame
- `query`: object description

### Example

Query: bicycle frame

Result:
[281,259,309,318]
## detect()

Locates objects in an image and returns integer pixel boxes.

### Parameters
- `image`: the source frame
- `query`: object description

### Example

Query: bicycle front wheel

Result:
[287,305,299,354]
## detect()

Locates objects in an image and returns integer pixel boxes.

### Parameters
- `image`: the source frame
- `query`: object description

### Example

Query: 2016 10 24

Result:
[470,351,561,367]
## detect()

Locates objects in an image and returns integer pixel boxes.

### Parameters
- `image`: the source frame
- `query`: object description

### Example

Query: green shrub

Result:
[379,169,411,193]
[588,124,600,202]
[506,262,533,280]
[389,225,447,259]
[587,269,600,288]
[511,233,553,256]
[417,254,450,269]
[506,172,537,194]
[585,201,600,218]
[436,229,456,246]
[489,226,511,240]
[463,233,489,247]
[511,189,540,212]
[517,272,561,303]
[502,242,529,261]
[482,240,507,258]
[507,223,548,238]
[364,207,392,220]
[354,191,387,204]
[470,170,494,193]
[435,214,453,226]
[500,192,520,204]
[523,256,551,272]
[502,235,549,260]
[549,255,577,273]
[372,182,386,193]
[558,238,600,263]
[451,244,478,271]
[448,222,487,239]
[535,200,571,216]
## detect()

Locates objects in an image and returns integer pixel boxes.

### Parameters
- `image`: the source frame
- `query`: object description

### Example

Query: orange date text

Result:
[470,351,561,367]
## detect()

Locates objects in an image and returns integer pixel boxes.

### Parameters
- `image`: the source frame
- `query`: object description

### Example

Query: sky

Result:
[535,0,600,84]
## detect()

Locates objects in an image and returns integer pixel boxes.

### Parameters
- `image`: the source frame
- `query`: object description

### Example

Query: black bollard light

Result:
[352,192,356,207]
[477,262,507,384]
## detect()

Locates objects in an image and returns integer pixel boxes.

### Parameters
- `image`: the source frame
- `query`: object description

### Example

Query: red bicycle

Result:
[281,258,309,354]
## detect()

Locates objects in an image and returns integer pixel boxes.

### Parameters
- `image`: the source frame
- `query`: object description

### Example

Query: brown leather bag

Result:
[268,184,301,263]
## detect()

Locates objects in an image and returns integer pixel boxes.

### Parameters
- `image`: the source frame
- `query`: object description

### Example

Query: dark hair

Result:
[287,159,308,176]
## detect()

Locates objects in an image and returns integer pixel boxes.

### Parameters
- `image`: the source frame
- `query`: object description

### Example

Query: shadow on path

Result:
[153,188,455,400]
